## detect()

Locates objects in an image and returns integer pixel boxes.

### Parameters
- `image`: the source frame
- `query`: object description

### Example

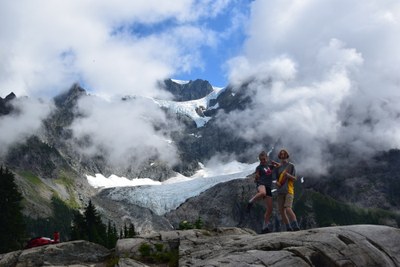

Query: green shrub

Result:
[138,242,178,267]
[139,243,152,258]
[178,220,194,230]
[179,217,204,230]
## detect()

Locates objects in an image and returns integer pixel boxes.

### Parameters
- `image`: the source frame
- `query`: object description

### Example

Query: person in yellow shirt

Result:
[276,149,300,231]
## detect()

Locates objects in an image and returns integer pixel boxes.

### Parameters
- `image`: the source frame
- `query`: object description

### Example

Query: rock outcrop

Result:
[0,240,111,267]
[115,225,400,267]
[0,92,16,116]
[162,79,214,101]
[1,225,398,266]
[165,178,280,233]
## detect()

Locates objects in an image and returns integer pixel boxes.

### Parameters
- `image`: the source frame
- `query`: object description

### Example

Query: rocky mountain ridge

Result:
[1,79,400,237]
[1,79,225,219]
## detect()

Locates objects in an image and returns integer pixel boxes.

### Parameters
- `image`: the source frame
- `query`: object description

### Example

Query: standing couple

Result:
[246,149,300,233]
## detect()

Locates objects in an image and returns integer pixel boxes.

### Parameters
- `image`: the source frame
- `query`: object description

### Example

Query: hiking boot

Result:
[284,224,293,231]
[261,227,270,234]
[246,202,253,213]
[290,221,300,231]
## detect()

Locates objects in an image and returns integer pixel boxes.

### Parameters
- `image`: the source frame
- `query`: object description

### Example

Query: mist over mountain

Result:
[1,73,400,237]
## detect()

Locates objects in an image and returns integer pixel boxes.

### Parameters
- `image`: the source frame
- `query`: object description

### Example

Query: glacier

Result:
[87,161,257,215]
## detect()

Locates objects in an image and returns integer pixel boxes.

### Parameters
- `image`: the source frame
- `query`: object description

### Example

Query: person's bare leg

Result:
[247,186,266,212]
[285,207,296,222]
[249,186,266,203]
[261,196,273,233]
[264,196,272,223]
[280,208,289,224]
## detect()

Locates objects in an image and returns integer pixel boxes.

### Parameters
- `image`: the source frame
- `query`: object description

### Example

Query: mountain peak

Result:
[163,78,214,101]
[5,92,16,101]
[0,92,16,116]
[53,83,87,109]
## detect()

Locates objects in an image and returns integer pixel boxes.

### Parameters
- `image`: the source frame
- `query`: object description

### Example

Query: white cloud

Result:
[0,98,55,156]
[3,0,399,177]
[0,0,236,163]
[0,0,233,98]
[224,0,400,174]
[68,95,180,169]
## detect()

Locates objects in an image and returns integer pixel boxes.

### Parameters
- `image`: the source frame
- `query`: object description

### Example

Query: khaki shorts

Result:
[278,193,294,209]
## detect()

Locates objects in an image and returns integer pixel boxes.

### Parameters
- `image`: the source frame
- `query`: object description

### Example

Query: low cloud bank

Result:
[222,1,400,175]
[0,98,54,156]
[68,95,180,170]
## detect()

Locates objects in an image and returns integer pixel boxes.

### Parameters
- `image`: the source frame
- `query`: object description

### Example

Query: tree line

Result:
[0,167,135,254]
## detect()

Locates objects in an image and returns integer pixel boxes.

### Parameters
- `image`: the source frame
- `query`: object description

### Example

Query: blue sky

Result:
[173,3,250,87]
[0,0,252,98]
[118,3,250,88]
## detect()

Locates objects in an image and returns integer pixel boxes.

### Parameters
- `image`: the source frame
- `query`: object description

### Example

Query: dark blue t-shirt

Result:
[255,163,275,188]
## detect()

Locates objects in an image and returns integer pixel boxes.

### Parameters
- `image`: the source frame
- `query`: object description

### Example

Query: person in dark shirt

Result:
[247,151,279,233]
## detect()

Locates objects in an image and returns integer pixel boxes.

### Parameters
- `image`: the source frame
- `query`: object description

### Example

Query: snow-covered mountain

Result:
[2,78,400,235]
[0,79,256,221]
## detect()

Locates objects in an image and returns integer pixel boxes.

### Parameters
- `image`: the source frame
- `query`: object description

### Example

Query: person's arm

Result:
[276,170,285,187]
[270,160,280,167]
[285,164,297,181]
[285,172,297,181]
[254,169,260,181]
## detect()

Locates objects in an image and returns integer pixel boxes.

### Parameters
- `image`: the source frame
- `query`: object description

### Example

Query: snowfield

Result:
[152,84,225,127]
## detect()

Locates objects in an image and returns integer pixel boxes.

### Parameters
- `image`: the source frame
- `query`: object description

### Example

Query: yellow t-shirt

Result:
[277,163,296,195]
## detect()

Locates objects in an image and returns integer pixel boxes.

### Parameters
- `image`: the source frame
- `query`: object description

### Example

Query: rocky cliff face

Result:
[165,178,258,230]
[162,79,214,101]
[0,92,16,115]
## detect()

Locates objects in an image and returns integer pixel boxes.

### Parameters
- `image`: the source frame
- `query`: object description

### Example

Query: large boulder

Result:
[0,240,111,266]
[115,225,400,267]
[165,178,276,233]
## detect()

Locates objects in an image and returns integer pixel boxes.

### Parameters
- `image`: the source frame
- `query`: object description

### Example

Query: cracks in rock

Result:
[286,248,314,266]
[337,234,355,245]
[365,237,398,266]
[345,228,398,266]
[307,247,342,267]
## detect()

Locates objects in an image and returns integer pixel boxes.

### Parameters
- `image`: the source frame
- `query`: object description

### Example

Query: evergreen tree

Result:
[51,196,74,241]
[194,217,204,229]
[106,221,118,249]
[0,167,26,253]
[123,223,128,238]
[70,211,86,240]
[127,223,136,237]
[84,200,106,244]
[70,200,111,247]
